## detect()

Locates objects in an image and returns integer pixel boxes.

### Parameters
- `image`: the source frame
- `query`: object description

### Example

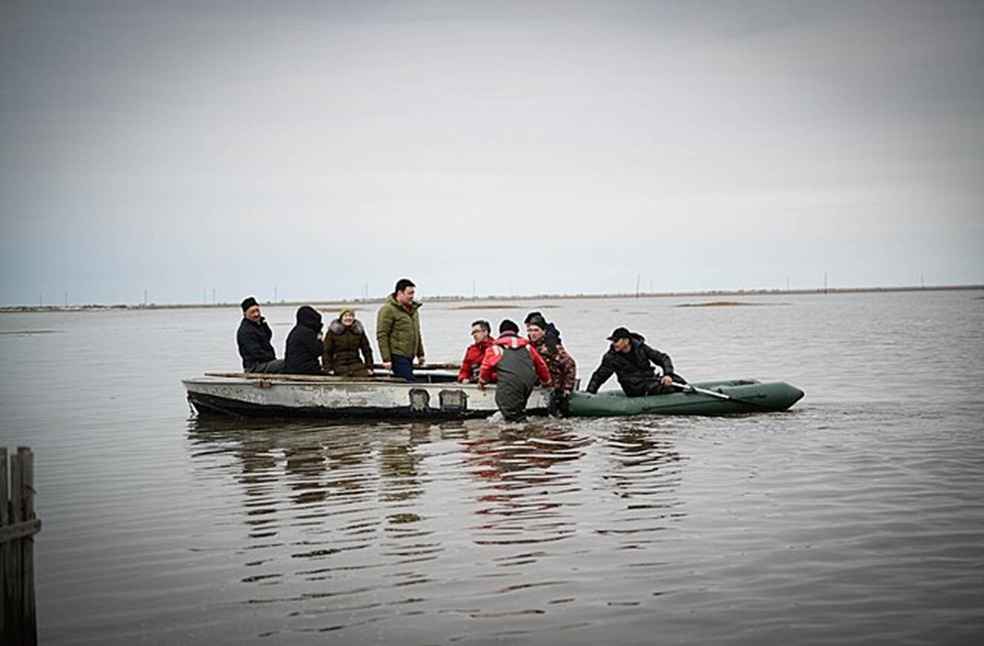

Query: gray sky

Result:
[1,0,982,305]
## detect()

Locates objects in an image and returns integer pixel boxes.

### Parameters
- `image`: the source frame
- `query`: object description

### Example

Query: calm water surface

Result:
[1,291,982,644]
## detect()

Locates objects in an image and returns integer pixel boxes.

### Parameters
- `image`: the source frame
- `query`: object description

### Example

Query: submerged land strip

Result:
[2,284,981,314]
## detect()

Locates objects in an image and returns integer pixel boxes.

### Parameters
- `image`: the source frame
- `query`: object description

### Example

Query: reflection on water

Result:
[184,416,688,639]
[599,423,685,542]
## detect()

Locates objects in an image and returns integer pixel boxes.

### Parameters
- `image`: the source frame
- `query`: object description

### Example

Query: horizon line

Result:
[2,283,982,313]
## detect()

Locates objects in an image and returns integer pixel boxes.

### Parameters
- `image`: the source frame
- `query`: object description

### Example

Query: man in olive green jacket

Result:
[376,278,425,381]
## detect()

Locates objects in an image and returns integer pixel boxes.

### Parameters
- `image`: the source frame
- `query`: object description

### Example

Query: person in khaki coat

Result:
[322,309,374,377]
[376,278,425,382]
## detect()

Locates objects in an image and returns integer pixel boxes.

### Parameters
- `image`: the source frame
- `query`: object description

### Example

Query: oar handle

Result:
[672,382,732,400]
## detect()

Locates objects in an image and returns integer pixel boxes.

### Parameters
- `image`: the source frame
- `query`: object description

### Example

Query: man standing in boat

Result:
[479,320,552,422]
[585,327,686,397]
[457,319,494,383]
[237,296,285,373]
[376,278,425,382]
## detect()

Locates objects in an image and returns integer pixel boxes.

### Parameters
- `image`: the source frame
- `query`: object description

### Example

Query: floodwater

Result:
[1,290,982,644]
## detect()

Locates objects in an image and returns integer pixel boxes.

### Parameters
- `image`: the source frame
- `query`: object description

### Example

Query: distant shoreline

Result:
[2,284,981,314]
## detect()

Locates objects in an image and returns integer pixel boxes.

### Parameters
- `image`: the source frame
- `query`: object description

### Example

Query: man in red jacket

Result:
[479,319,552,422]
[457,320,494,383]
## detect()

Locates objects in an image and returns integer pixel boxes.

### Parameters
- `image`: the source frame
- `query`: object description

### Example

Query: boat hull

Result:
[568,380,804,416]
[183,376,549,420]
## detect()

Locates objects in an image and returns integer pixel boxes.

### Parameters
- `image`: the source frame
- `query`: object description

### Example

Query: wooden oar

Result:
[672,381,778,411]
[371,362,458,371]
[205,371,404,383]
[671,381,732,400]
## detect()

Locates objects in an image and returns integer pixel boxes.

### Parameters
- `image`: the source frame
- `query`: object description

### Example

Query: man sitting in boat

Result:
[322,308,374,377]
[585,327,687,397]
[478,319,552,422]
[525,313,577,415]
[285,305,324,375]
[237,296,285,374]
[457,319,494,383]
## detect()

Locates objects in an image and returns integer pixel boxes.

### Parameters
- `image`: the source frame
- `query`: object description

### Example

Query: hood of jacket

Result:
[328,318,364,336]
[296,305,323,332]
[495,331,530,349]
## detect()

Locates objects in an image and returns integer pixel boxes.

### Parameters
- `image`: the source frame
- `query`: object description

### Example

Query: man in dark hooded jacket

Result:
[285,305,324,374]
[237,296,285,373]
[586,327,686,396]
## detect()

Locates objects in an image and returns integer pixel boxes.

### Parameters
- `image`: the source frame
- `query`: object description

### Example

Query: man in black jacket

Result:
[586,327,686,397]
[285,305,324,374]
[237,296,285,373]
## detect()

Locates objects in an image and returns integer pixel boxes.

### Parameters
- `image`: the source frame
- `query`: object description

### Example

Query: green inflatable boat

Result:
[568,379,804,416]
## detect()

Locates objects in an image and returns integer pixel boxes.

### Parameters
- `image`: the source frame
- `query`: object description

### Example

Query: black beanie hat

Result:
[499,319,519,334]
[241,296,259,312]
[526,313,548,329]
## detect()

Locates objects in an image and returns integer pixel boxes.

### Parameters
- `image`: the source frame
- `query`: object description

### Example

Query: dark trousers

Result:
[495,381,534,422]
[246,359,285,374]
[391,355,414,382]
[626,374,687,397]
[333,361,371,378]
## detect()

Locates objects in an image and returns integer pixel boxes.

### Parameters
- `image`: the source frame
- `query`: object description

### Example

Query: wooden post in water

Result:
[1,447,40,646]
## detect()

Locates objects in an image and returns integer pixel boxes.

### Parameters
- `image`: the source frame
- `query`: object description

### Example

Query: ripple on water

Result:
[13,290,984,644]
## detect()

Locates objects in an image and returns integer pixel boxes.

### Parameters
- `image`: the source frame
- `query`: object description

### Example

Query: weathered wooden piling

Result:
[1,447,40,646]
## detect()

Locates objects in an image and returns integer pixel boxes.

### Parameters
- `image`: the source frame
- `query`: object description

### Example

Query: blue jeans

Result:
[391,355,414,382]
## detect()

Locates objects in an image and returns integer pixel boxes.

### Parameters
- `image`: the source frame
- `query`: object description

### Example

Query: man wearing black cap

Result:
[585,327,685,397]
[237,296,285,373]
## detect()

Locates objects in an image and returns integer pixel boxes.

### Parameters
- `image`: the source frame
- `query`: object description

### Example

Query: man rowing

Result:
[585,327,686,396]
